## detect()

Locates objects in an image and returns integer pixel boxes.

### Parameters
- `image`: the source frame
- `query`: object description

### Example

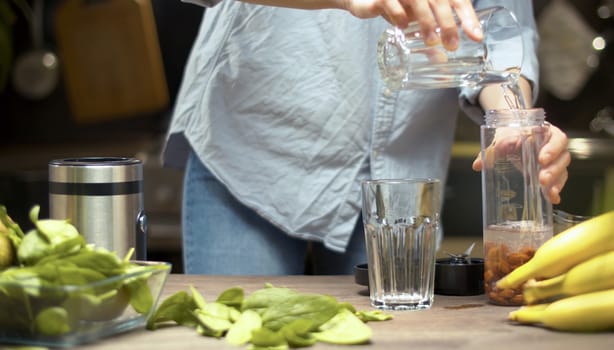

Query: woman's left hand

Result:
[534,122,570,204]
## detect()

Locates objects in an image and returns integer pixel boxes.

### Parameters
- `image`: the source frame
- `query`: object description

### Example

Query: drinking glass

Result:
[377,6,523,90]
[361,178,441,310]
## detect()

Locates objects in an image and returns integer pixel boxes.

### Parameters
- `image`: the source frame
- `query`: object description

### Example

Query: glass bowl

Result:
[0,260,171,347]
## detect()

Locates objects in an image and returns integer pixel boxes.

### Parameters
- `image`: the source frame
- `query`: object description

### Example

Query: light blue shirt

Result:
[164,0,539,252]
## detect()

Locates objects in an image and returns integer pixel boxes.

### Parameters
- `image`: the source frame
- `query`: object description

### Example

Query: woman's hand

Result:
[244,0,484,50]
[534,123,571,204]
[472,123,571,205]
[343,0,483,49]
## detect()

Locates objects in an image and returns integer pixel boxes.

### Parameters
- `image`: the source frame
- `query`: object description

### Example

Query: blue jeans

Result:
[182,151,367,275]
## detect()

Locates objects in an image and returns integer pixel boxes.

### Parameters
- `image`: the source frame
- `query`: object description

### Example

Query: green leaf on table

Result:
[202,301,236,320]
[148,282,393,348]
[313,308,372,345]
[146,290,199,330]
[261,293,339,331]
[226,309,262,346]
[216,286,244,309]
[248,345,289,350]
[280,318,317,348]
[356,309,394,322]
[190,285,207,309]
[242,285,298,314]
[250,327,288,348]
[194,303,234,338]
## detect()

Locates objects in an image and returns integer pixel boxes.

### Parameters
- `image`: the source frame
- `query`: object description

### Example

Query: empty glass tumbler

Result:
[361,178,441,310]
[480,109,553,305]
[377,6,523,90]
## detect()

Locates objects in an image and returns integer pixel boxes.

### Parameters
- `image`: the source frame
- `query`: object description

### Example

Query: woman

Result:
[165,0,571,275]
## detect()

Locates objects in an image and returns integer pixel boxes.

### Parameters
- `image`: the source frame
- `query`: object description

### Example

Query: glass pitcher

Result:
[377,6,523,90]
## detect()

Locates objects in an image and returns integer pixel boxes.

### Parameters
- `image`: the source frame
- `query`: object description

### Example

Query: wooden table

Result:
[76,274,614,350]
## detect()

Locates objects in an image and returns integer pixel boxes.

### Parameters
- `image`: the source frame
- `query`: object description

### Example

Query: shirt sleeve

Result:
[459,0,540,122]
[181,0,224,7]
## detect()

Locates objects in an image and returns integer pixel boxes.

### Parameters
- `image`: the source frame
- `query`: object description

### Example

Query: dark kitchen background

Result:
[1,0,613,273]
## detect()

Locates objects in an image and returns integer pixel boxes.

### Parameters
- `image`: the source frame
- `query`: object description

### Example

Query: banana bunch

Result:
[508,289,614,332]
[497,210,614,332]
[522,250,614,304]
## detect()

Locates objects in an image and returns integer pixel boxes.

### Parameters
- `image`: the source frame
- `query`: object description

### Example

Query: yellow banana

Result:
[496,210,614,289]
[508,289,614,332]
[523,250,614,304]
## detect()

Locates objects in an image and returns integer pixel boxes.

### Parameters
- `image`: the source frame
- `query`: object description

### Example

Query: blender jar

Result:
[480,108,553,305]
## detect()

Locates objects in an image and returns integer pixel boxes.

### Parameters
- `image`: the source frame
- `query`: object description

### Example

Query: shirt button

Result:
[383,88,393,97]
[371,150,378,158]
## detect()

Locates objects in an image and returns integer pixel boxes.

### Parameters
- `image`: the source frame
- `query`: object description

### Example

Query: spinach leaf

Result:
[250,327,288,348]
[280,319,317,348]
[313,308,372,345]
[216,286,244,309]
[193,303,234,338]
[0,204,162,338]
[62,288,129,322]
[17,206,82,266]
[35,307,71,336]
[146,290,199,330]
[356,309,394,322]
[190,285,207,309]
[149,284,393,348]
[261,293,339,331]
[226,309,262,346]
[125,276,153,314]
[242,286,298,313]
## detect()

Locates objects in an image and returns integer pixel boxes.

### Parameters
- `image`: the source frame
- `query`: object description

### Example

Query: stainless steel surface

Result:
[48,157,142,182]
[48,157,146,260]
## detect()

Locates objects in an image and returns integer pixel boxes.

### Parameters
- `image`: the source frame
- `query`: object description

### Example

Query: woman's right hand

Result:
[343,0,483,50]
[243,0,484,50]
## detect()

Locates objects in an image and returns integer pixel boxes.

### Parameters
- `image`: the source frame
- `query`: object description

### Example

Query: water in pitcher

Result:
[399,58,520,89]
